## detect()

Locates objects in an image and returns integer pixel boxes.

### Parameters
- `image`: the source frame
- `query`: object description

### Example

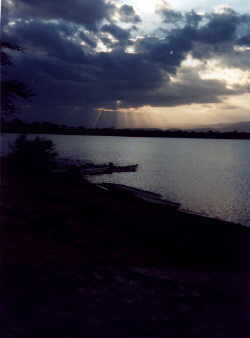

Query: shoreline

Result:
[2,130,250,140]
[94,181,247,228]
[1,156,250,337]
[1,156,249,269]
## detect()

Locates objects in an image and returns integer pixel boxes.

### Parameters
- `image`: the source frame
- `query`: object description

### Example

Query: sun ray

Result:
[92,110,103,128]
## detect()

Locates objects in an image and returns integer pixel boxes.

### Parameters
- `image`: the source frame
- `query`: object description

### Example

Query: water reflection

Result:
[2,133,250,226]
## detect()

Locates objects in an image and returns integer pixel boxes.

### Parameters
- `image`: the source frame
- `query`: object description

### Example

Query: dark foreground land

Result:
[1,159,250,337]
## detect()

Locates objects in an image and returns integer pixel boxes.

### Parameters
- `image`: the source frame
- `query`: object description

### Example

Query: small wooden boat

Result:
[81,166,110,175]
[52,159,138,176]
[110,164,138,172]
[82,164,138,175]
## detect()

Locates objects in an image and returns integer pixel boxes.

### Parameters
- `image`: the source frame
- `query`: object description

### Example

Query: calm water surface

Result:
[2,133,250,227]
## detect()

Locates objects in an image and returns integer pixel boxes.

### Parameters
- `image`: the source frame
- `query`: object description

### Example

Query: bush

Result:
[8,135,58,174]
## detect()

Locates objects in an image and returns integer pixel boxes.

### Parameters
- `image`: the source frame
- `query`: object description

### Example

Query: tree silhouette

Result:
[9,135,58,174]
[1,41,34,115]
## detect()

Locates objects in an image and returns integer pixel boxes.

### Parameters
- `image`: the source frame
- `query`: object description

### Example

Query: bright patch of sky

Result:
[123,0,250,14]
[118,0,250,34]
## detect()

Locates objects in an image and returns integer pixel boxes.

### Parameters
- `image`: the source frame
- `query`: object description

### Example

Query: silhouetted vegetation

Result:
[2,119,250,140]
[8,135,58,174]
[1,41,34,115]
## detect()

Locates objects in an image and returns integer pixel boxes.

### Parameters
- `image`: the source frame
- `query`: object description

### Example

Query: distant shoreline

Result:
[2,129,250,140]
[1,119,250,139]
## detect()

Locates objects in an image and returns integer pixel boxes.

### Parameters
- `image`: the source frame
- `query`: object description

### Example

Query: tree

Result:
[8,135,58,174]
[1,41,34,115]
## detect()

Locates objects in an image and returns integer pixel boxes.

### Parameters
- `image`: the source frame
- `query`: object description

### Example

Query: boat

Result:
[81,166,110,175]
[110,164,138,172]
[51,159,138,176]
[82,164,138,175]
[100,183,181,209]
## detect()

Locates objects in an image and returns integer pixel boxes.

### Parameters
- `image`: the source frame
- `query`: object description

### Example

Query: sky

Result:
[2,0,250,128]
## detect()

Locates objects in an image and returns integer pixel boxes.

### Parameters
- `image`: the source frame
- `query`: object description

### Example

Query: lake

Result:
[1,133,250,227]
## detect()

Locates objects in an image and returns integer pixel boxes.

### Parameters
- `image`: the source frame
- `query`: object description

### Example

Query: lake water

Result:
[1,133,250,227]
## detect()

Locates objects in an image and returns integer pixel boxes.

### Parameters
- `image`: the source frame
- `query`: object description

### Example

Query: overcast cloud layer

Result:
[2,0,250,126]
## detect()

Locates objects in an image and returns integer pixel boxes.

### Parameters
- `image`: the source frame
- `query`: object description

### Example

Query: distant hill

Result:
[193,121,250,133]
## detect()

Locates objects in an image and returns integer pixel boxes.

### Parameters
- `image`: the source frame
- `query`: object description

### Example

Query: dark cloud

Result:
[4,20,87,63]
[158,8,202,28]
[147,26,195,71]
[2,3,250,125]
[158,10,240,48]
[78,31,97,49]
[160,9,183,25]
[196,11,240,44]
[102,24,130,41]
[5,0,115,31]
[118,4,141,24]
[112,65,233,109]
[185,10,202,28]
[159,68,234,106]
[152,9,250,73]
[238,34,250,45]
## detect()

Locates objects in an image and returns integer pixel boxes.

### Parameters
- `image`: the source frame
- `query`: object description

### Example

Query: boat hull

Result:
[82,164,138,175]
